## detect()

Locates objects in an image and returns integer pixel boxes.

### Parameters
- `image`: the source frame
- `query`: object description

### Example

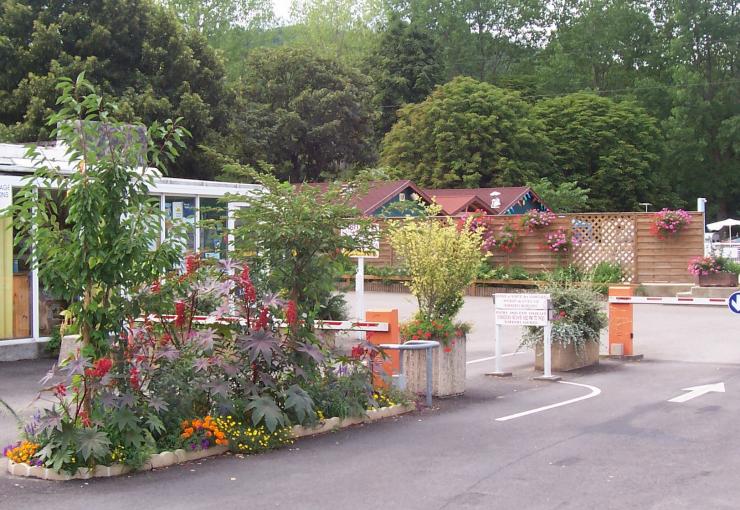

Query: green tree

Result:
[230,167,374,321]
[0,0,231,180]
[5,73,188,355]
[662,0,739,219]
[380,76,551,188]
[527,177,590,213]
[367,16,444,135]
[535,92,667,211]
[224,47,375,182]
[160,0,274,39]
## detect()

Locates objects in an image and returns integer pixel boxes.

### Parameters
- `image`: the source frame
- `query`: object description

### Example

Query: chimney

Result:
[490,191,501,209]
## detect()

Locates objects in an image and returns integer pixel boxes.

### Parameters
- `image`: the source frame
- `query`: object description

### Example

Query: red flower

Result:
[424,332,432,339]
[85,358,113,378]
[53,383,66,398]
[79,409,91,428]
[351,345,365,359]
[175,301,186,328]
[129,367,140,390]
[151,279,161,293]
[285,300,298,326]
[253,306,270,330]
[240,266,257,303]
[185,253,199,275]
[444,347,452,353]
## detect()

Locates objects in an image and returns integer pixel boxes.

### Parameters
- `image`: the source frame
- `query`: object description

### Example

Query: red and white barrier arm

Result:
[608,296,729,306]
[135,315,389,332]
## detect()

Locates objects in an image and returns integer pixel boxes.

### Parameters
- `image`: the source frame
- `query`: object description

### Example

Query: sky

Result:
[272,0,292,21]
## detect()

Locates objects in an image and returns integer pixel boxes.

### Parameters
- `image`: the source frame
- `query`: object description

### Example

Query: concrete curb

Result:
[6,403,416,481]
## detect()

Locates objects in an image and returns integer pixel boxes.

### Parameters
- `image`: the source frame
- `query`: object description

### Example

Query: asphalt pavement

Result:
[0,292,738,509]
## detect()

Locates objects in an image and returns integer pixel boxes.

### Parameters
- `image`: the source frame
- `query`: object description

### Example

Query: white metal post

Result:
[486,295,511,377]
[194,195,200,253]
[159,194,166,244]
[543,322,553,378]
[356,256,365,320]
[31,248,40,342]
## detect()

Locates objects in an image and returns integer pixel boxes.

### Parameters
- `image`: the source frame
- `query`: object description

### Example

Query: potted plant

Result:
[688,255,740,287]
[520,284,606,372]
[389,206,483,396]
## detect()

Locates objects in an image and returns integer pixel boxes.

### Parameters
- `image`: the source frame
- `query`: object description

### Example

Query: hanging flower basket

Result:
[652,209,691,238]
[544,227,576,255]
[520,210,556,232]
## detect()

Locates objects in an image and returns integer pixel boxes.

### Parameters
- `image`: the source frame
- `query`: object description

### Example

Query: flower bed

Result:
[4,258,414,481]
[6,404,415,480]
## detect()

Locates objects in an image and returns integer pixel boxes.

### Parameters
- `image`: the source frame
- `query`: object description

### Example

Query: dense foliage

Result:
[6,75,188,355]
[0,0,736,216]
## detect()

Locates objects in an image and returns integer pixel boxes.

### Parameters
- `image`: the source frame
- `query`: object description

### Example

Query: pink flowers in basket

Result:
[520,209,556,232]
[545,228,576,254]
[652,209,691,238]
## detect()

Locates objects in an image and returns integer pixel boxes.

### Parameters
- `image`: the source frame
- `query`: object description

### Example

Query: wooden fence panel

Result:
[367,212,704,284]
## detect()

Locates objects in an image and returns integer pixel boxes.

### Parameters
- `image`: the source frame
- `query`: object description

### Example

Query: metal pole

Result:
[425,345,433,407]
[543,322,552,378]
[494,323,502,373]
[356,256,365,320]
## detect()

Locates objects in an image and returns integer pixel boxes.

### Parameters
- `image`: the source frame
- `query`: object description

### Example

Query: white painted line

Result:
[495,381,602,422]
[466,351,530,365]
[668,382,725,403]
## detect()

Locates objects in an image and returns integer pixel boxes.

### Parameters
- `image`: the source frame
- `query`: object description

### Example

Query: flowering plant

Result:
[400,316,468,349]
[652,209,691,238]
[520,210,556,232]
[3,441,41,465]
[544,228,576,255]
[687,255,730,276]
[179,416,229,450]
[493,225,520,253]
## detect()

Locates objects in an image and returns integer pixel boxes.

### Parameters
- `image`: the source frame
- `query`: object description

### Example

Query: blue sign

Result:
[729,292,740,315]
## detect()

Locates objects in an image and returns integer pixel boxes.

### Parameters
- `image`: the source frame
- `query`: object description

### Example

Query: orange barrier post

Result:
[365,309,400,388]
[608,286,641,360]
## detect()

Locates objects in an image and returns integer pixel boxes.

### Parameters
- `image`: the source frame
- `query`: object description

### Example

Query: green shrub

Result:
[546,264,586,284]
[591,262,624,294]
[521,283,607,352]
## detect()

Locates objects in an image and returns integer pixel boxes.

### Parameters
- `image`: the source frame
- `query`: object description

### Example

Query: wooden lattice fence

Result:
[369,212,703,284]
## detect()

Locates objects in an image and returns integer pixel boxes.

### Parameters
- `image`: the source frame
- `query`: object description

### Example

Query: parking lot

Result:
[0,291,738,509]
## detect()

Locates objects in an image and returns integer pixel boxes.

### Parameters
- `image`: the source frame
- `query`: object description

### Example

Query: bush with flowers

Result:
[544,227,576,255]
[652,209,691,238]
[493,225,520,253]
[520,283,606,354]
[4,256,406,475]
[520,209,556,232]
[687,255,732,276]
[400,316,470,351]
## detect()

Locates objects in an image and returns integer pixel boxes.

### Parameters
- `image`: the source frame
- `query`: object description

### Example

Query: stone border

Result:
[6,403,415,481]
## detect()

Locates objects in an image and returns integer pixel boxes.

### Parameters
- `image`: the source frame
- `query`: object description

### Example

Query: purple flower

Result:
[201,438,210,450]
[190,443,197,450]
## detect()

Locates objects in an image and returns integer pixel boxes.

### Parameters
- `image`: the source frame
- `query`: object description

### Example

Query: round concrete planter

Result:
[696,272,739,287]
[534,341,599,372]
[403,335,466,397]
[58,334,82,365]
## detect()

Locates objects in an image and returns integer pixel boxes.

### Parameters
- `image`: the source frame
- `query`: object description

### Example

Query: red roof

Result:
[296,180,433,215]
[428,194,495,216]
[424,187,537,214]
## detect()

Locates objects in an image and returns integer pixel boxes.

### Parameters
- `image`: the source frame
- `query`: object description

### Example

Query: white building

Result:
[0,142,259,358]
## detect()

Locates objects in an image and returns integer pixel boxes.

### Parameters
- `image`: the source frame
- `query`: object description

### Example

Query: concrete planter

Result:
[58,334,82,365]
[696,272,739,287]
[535,341,599,372]
[404,335,466,397]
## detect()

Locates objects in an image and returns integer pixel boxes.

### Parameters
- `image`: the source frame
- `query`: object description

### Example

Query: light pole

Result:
[638,202,652,213]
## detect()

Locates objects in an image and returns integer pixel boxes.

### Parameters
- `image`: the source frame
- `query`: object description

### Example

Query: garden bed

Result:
[6,404,415,481]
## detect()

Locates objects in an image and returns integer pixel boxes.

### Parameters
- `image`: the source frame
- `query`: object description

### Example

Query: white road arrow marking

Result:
[668,382,725,403]
[495,381,601,422]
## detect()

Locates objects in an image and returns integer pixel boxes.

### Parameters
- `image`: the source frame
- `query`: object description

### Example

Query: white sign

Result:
[0,183,11,209]
[495,293,550,310]
[172,201,184,220]
[495,308,549,326]
[341,224,380,258]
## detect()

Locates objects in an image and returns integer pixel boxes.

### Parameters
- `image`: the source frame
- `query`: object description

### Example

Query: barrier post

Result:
[365,309,400,387]
[607,286,642,360]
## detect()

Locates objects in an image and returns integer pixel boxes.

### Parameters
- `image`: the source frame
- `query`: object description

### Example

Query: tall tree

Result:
[0,0,232,180]
[367,16,444,135]
[223,47,375,182]
[160,0,274,39]
[535,92,668,211]
[380,76,551,188]
[662,0,739,219]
